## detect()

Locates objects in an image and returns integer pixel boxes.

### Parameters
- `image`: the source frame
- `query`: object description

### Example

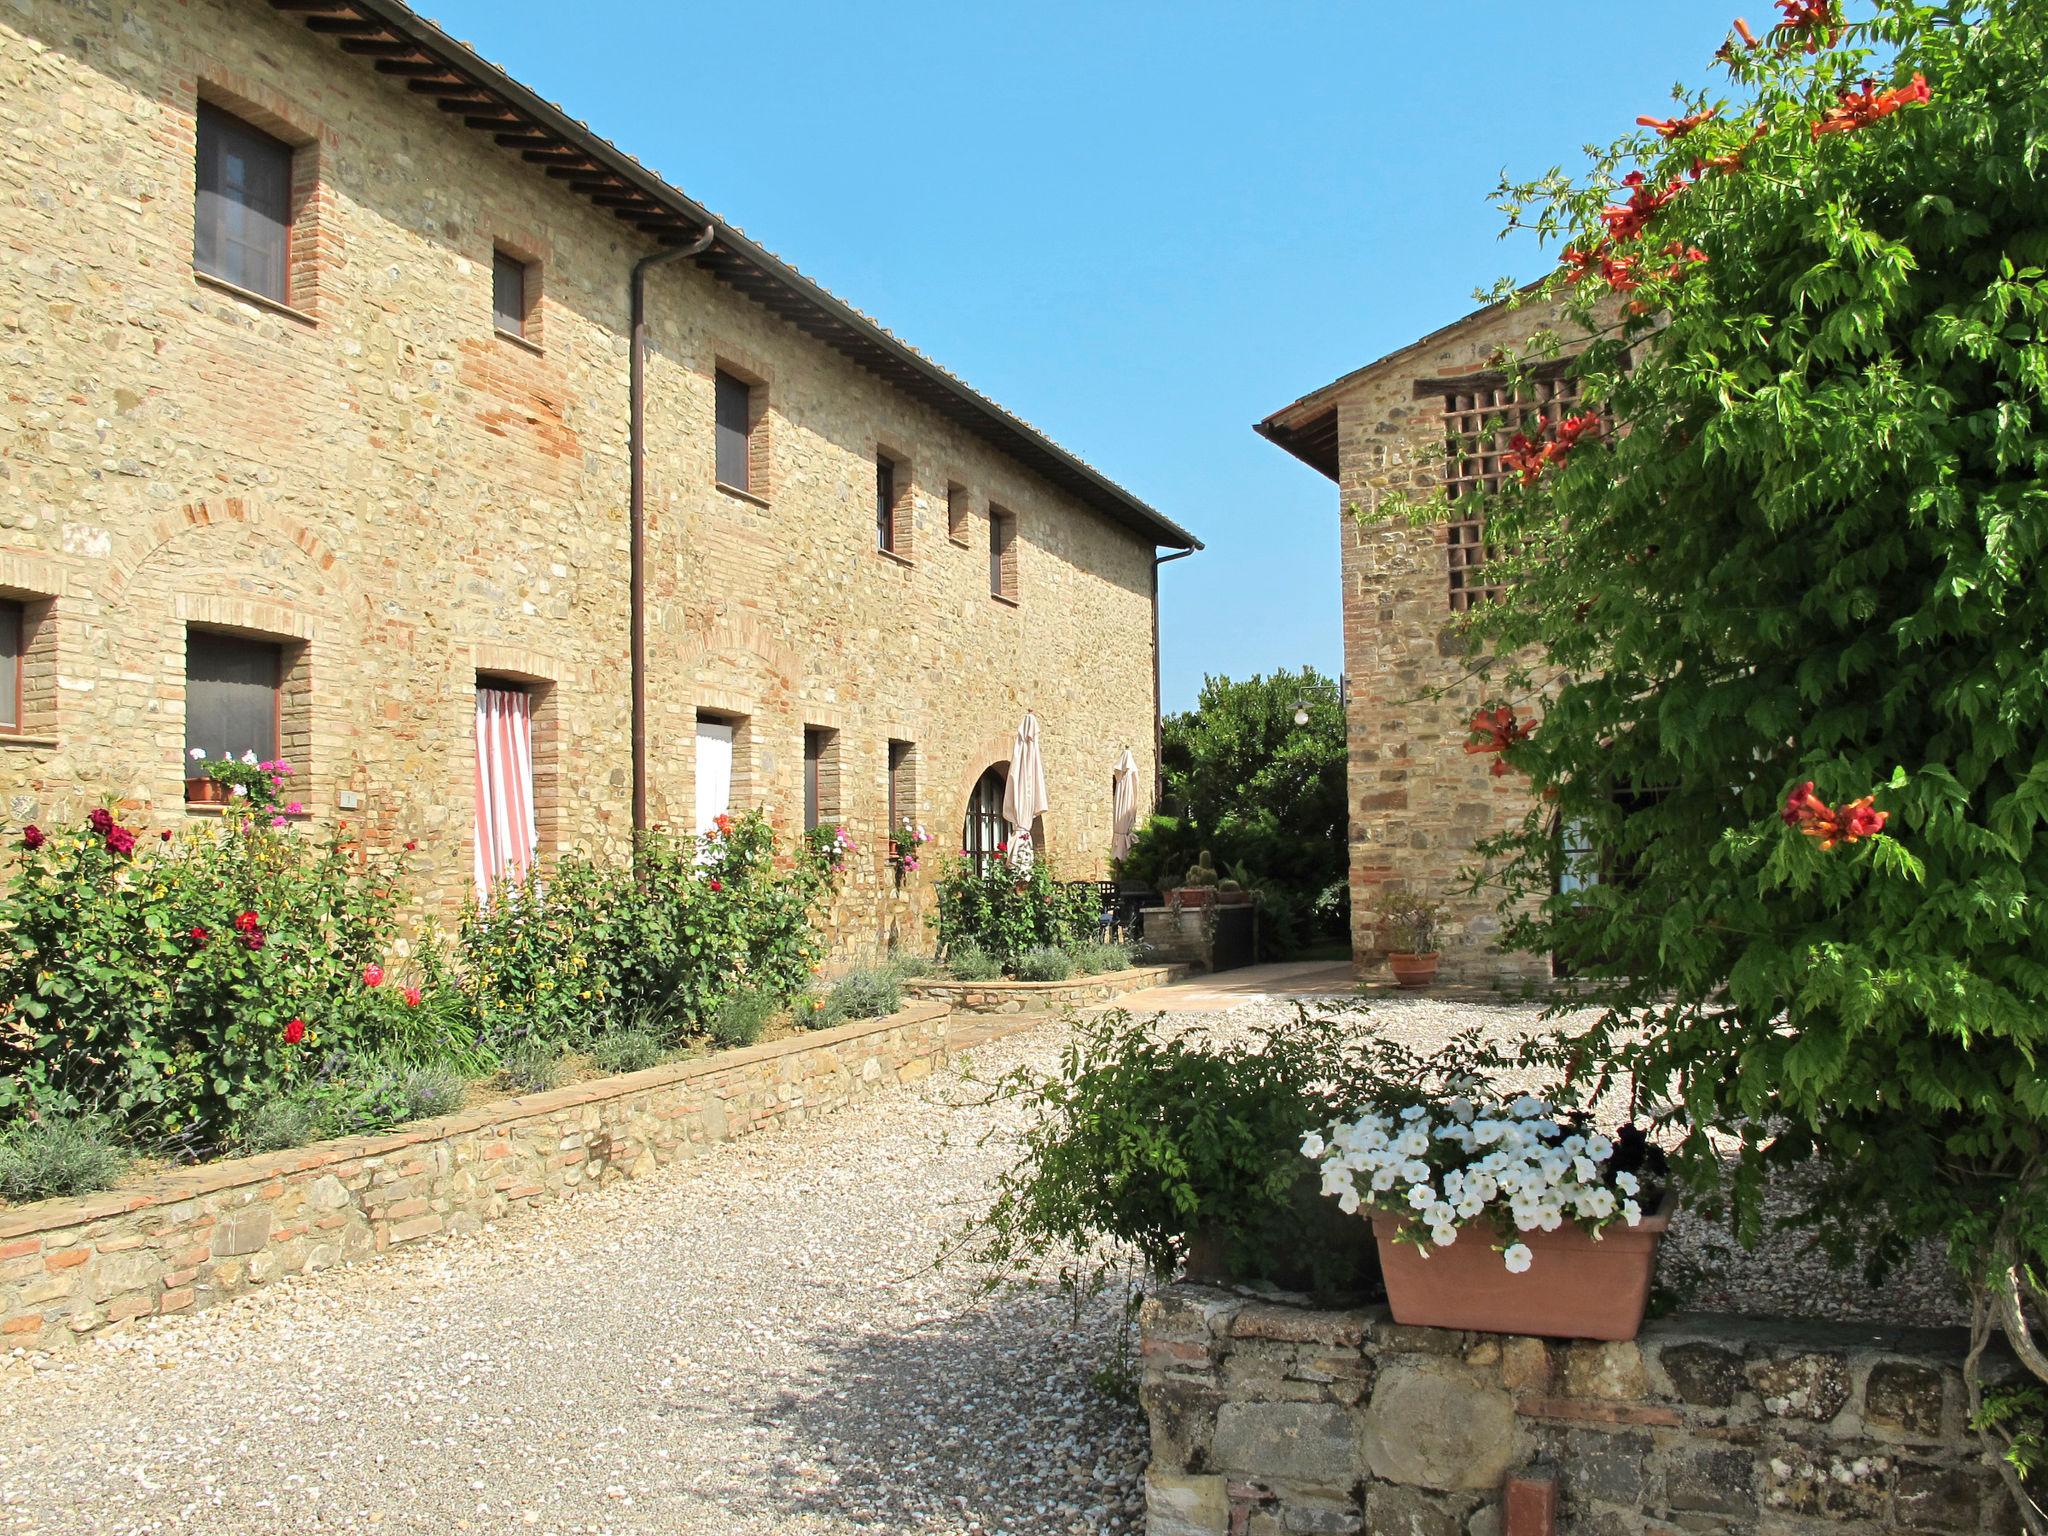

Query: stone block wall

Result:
[1315,299,1583,985]
[0,0,1172,956]
[1140,1284,2014,1535]
[0,1002,949,1351]
[905,963,1189,1015]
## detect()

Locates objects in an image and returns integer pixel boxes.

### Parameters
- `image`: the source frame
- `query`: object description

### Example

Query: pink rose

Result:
[362,964,384,987]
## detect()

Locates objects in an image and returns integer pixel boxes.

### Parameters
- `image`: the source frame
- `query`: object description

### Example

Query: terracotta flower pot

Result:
[184,775,229,805]
[1370,1195,1675,1341]
[1386,951,1439,989]
[1214,888,1251,906]
[1172,886,1217,909]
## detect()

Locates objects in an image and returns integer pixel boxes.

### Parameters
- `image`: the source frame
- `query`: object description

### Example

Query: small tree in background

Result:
[1118,667,1347,952]
[1397,2,2047,1519]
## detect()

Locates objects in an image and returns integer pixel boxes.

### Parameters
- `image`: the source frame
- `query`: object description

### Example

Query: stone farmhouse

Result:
[1258,295,1581,984]
[0,0,1199,951]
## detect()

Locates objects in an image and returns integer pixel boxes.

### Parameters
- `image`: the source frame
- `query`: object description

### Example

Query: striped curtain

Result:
[474,685,538,896]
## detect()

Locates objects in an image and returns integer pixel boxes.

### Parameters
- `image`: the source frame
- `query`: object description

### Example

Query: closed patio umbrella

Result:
[1111,747,1139,862]
[1003,710,1049,867]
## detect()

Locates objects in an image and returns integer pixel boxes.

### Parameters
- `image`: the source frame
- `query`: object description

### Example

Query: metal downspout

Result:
[1151,546,1196,814]
[630,224,717,835]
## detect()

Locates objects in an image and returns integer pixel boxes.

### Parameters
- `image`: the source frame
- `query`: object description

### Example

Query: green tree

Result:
[1121,668,1348,949]
[1419,3,2046,1520]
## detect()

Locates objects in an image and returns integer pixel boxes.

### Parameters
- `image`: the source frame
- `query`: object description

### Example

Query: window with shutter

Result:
[185,630,281,762]
[0,601,20,732]
[493,250,528,337]
[194,103,293,302]
[716,370,752,492]
[876,455,898,552]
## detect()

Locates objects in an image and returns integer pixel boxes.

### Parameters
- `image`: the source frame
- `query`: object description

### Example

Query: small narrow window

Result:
[963,764,1007,875]
[947,482,970,543]
[803,727,832,832]
[989,506,1018,600]
[492,249,528,337]
[876,454,899,553]
[716,370,753,493]
[186,629,281,762]
[887,739,915,832]
[194,103,293,301]
[0,601,21,732]
[696,715,737,838]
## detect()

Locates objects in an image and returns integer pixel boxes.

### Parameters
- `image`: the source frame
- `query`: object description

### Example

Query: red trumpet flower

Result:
[1781,781,1888,850]
[1813,74,1931,139]
[1464,707,1535,776]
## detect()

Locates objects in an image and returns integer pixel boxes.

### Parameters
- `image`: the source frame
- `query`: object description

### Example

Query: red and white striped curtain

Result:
[474,685,538,897]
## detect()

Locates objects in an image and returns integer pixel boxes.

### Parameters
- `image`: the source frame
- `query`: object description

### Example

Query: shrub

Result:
[501,1043,566,1095]
[243,1089,331,1153]
[588,1029,668,1075]
[0,809,417,1145]
[0,1115,128,1204]
[1013,946,1074,983]
[881,952,941,982]
[1070,941,1134,975]
[708,987,779,1049]
[945,942,1003,982]
[819,968,901,1029]
[455,813,831,1051]
[966,1006,1381,1292]
[334,1059,466,1131]
[1429,3,2048,1522]
[933,856,1097,965]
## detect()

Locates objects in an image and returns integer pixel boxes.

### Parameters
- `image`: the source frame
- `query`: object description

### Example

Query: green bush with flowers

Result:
[931,851,1099,971]
[0,804,441,1146]
[453,808,838,1052]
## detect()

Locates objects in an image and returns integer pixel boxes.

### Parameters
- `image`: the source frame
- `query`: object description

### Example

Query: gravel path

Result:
[0,991,1963,1536]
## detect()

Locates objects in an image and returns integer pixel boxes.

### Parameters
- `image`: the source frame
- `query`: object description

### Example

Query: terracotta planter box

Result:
[1214,888,1251,906]
[1370,1196,1675,1341]
[1171,887,1217,909]
[1386,951,1439,989]
[184,775,229,805]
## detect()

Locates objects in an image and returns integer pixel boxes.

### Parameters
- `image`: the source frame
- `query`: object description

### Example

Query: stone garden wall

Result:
[0,1003,951,1352]
[1140,1284,2014,1535]
[906,964,1189,1015]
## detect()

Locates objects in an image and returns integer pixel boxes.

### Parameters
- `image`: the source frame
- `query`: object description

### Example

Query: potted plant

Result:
[890,816,930,874]
[186,748,293,808]
[1170,848,1223,909]
[1305,1066,1672,1340]
[1373,891,1447,988]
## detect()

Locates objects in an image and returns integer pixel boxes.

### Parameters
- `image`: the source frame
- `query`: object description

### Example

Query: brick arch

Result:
[950,728,1018,824]
[104,498,364,612]
[678,614,800,695]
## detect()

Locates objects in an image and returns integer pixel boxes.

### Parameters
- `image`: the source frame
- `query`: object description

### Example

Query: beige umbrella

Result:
[1002,710,1049,867]
[1111,747,1139,862]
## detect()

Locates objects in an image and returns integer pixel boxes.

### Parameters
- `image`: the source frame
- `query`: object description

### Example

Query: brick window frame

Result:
[1434,368,1580,612]
[804,725,843,832]
[876,447,914,561]
[887,738,919,836]
[491,244,544,350]
[0,581,59,741]
[713,356,773,503]
[191,80,333,320]
[946,481,971,546]
[988,504,1020,603]
[473,646,565,857]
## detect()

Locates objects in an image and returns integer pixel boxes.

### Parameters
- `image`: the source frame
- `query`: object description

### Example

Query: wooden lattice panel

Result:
[1441,374,1579,611]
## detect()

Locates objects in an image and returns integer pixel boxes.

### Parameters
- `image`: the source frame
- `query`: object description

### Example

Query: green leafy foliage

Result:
[0,1114,129,1203]
[708,986,779,1049]
[1070,940,1135,975]
[1118,668,1349,955]
[1013,946,1075,982]
[945,942,1004,982]
[500,1041,566,1095]
[587,1029,669,1075]
[455,811,832,1051]
[817,968,902,1029]
[966,1006,1381,1286]
[0,810,425,1144]
[1419,0,2048,1342]
[932,856,1098,967]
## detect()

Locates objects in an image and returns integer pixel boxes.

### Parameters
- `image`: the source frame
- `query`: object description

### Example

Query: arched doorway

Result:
[963,764,1006,875]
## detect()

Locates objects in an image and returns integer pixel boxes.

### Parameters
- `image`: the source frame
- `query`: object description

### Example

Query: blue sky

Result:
[419,1,1719,710]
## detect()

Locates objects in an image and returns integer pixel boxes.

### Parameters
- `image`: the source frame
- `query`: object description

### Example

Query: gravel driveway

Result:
[0,991,1961,1536]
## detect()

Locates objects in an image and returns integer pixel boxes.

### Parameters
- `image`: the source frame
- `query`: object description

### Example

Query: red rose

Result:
[159,829,173,842]
[243,929,266,951]
[19,826,43,851]
[283,1017,306,1045]
[404,840,418,851]
[403,986,422,1007]
[189,926,209,944]
[234,910,261,934]
[362,964,384,987]
[105,825,137,856]
[87,808,113,835]
[708,878,724,893]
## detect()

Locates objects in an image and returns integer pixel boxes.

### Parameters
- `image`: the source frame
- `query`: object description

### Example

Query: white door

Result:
[695,720,734,838]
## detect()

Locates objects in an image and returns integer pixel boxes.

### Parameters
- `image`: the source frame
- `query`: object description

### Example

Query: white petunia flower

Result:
[1622,1199,1643,1226]
[1301,1132,1326,1160]
[1399,1104,1428,1121]
[189,746,206,761]
[1615,1170,1640,1197]
[1503,1242,1533,1274]
[1429,1224,1458,1247]
[241,749,259,765]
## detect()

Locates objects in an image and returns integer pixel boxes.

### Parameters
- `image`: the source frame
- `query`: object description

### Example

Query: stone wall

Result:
[1314,299,1582,985]
[1140,1284,2014,1535]
[0,1002,950,1352]
[906,963,1189,1015]
[0,0,1171,957]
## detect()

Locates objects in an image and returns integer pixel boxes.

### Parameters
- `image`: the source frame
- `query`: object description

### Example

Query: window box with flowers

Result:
[890,817,930,877]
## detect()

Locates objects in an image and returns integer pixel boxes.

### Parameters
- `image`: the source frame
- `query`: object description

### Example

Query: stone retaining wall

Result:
[0,1003,951,1351]
[1140,1284,2015,1535]
[906,964,1190,1015]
